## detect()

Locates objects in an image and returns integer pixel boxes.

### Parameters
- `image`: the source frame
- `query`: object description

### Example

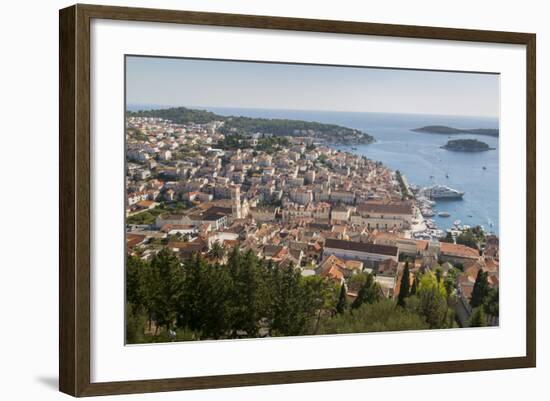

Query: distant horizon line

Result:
[126,103,499,120]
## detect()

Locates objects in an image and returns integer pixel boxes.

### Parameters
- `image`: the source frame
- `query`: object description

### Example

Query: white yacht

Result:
[425,185,464,200]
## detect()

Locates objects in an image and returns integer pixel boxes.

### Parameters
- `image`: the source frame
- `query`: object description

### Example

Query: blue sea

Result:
[128,104,499,234]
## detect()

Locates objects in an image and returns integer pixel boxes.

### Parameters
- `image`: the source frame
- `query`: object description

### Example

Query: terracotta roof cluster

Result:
[318,255,346,282]
[263,244,288,261]
[320,265,344,282]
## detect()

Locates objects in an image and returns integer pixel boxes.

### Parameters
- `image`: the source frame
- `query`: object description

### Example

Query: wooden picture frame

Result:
[59,3,536,397]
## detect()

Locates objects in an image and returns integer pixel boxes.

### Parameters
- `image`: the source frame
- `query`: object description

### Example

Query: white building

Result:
[289,188,313,205]
[330,190,355,204]
[331,206,351,223]
[159,150,172,161]
[356,201,414,230]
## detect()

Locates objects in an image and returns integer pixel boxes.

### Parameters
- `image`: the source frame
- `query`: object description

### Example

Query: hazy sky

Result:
[126,56,499,117]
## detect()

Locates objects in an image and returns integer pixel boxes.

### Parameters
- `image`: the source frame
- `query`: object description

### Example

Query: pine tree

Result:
[397,261,410,307]
[352,273,380,310]
[238,250,265,337]
[149,248,183,332]
[352,278,368,310]
[126,255,146,313]
[199,262,232,339]
[271,264,309,336]
[336,282,347,314]
[178,253,205,332]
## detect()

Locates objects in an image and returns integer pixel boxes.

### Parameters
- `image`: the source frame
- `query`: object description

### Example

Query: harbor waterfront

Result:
[204,107,500,234]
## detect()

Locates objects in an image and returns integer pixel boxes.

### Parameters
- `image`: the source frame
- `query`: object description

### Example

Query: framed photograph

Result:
[59,4,536,397]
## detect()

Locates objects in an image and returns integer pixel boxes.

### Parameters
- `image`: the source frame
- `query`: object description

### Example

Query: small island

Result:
[412,125,499,137]
[441,139,495,152]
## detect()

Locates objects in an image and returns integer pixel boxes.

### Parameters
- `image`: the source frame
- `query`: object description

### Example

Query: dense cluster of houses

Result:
[126,116,499,320]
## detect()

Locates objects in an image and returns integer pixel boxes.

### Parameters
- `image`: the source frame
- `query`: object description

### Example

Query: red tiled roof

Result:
[416,240,429,251]
[136,200,155,207]
[440,242,479,259]
[320,265,344,281]
[126,234,145,248]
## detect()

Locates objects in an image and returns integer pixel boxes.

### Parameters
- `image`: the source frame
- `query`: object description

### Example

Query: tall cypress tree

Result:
[351,277,368,310]
[336,282,347,314]
[470,270,489,308]
[410,273,417,296]
[397,261,410,307]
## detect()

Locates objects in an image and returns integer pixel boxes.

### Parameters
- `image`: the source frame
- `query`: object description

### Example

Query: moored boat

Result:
[423,184,464,200]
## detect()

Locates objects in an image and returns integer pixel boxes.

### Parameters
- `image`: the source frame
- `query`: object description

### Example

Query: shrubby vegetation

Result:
[318,300,428,334]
